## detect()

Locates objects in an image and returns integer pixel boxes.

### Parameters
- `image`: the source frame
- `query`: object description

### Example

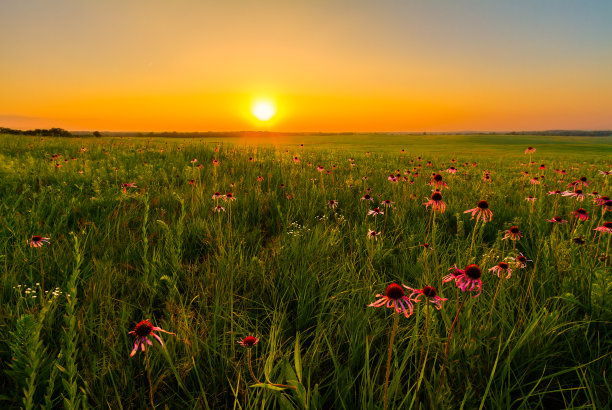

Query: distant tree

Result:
[93,131,102,138]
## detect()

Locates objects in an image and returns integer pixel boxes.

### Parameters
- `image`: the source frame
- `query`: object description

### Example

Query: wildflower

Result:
[381,199,394,207]
[594,222,612,233]
[530,177,540,185]
[503,226,522,241]
[237,335,260,348]
[539,164,546,170]
[547,216,568,224]
[293,157,299,163]
[224,192,236,201]
[599,170,611,176]
[129,320,174,357]
[548,190,562,195]
[595,196,610,206]
[571,208,589,221]
[28,236,50,248]
[525,146,536,154]
[562,189,585,201]
[448,264,483,297]
[489,262,512,279]
[368,207,384,216]
[212,191,224,200]
[367,230,381,240]
[212,159,219,166]
[575,176,588,188]
[317,165,325,172]
[361,194,374,202]
[464,200,493,222]
[446,166,457,174]
[190,158,198,164]
[327,199,339,209]
[513,253,531,268]
[121,183,137,192]
[368,283,415,318]
[213,205,225,212]
[406,286,447,309]
[257,176,264,182]
[430,174,448,189]
[188,179,195,186]
[423,191,446,213]
[525,196,536,202]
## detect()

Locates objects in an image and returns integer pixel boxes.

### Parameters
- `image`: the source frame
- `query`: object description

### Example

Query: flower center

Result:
[385,283,405,300]
[577,208,586,214]
[464,264,482,279]
[510,226,520,234]
[580,177,587,182]
[477,200,489,209]
[554,217,562,222]
[431,192,442,201]
[31,236,42,242]
[603,222,612,229]
[434,174,443,182]
[498,262,508,270]
[422,286,437,297]
[242,336,258,347]
[134,320,154,337]
[575,189,582,195]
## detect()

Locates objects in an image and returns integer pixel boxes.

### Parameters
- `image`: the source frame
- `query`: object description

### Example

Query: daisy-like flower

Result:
[327,199,338,209]
[599,170,611,176]
[237,335,260,348]
[368,207,384,216]
[547,216,568,224]
[423,191,446,213]
[548,190,562,195]
[594,221,612,233]
[213,205,225,212]
[212,191,224,200]
[446,166,457,174]
[406,286,447,309]
[190,158,198,164]
[571,208,589,221]
[464,200,493,222]
[562,189,585,201]
[575,176,588,188]
[449,264,483,297]
[530,177,540,185]
[381,199,394,207]
[525,146,536,154]
[513,253,531,268]
[430,174,448,189]
[503,226,522,241]
[129,320,174,357]
[188,179,196,186]
[317,165,325,172]
[367,229,381,240]
[257,176,264,182]
[539,164,546,170]
[121,182,137,191]
[212,159,219,166]
[368,283,415,318]
[293,157,299,163]
[28,235,50,248]
[489,262,512,279]
[224,192,236,201]
[600,199,612,212]
[525,196,536,202]
[361,194,374,202]
[595,196,610,206]
[482,174,491,182]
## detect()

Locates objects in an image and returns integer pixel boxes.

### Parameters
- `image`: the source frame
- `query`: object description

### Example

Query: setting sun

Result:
[251,100,277,122]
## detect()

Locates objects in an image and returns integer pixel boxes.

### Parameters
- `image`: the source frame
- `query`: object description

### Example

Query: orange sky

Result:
[1,1,611,132]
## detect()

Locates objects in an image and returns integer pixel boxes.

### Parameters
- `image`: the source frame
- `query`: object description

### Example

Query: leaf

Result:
[249,383,286,391]
[294,333,302,383]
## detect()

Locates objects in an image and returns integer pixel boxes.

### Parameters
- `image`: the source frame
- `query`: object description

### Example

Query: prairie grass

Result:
[0,133,611,409]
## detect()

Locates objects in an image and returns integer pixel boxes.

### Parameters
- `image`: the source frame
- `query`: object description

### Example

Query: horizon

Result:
[2,1,612,132]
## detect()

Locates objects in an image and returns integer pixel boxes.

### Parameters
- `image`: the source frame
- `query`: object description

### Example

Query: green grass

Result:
[0,133,611,409]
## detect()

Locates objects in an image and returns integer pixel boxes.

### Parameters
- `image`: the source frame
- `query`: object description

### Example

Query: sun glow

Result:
[251,100,277,121]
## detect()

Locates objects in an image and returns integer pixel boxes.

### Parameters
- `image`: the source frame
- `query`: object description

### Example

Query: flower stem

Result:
[145,348,155,409]
[438,293,468,393]
[383,312,399,410]
[247,349,262,384]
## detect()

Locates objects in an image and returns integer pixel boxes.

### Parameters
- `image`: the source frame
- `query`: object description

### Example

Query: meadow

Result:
[0,133,611,409]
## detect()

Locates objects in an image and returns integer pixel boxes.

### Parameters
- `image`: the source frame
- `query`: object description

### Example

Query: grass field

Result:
[1,133,611,409]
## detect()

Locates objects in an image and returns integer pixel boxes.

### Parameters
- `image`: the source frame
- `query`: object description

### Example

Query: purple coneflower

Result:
[489,262,512,279]
[361,194,374,202]
[547,216,567,224]
[237,335,260,348]
[224,192,236,201]
[368,207,384,216]
[327,199,338,209]
[448,264,483,297]
[430,174,448,189]
[525,196,537,202]
[464,200,493,222]
[503,226,522,241]
[446,167,457,174]
[548,190,562,195]
[129,320,174,357]
[406,286,447,309]
[381,199,394,207]
[423,191,446,213]
[562,189,585,201]
[367,230,380,240]
[571,208,589,221]
[213,205,225,212]
[368,283,415,318]
[28,235,50,248]
[594,221,612,233]
[212,191,224,200]
[525,146,536,154]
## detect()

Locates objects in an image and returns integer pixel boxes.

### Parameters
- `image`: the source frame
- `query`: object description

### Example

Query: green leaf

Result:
[249,383,286,391]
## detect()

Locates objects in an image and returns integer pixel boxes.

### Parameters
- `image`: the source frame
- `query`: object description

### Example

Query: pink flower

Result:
[547,216,568,224]
[423,191,446,213]
[464,200,493,222]
[406,286,447,309]
[562,189,585,201]
[429,174,448,189]
[28,235,50,248]
[367,230,381,240]
[368,207,384,216]
[368,283,415,318]
[571,208,589,221]
[129,320,174,357]
[327,199,338,209]
[594,222,612,233]
[489,262,512,279]
[525,146,536,154]
[237,335,260,348]
[503,226,522,241]
[447,264,483,297]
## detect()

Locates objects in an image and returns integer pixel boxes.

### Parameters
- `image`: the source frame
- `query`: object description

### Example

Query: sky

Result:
[1,0,611,132]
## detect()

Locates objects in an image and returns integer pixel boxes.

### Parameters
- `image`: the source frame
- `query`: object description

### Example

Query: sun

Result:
[251,100,276,121]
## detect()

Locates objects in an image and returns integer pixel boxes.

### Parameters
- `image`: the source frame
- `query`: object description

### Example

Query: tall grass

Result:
[0,133,610,408]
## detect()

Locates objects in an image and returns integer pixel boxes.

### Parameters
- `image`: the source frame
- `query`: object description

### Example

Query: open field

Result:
[1,133,611,409]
